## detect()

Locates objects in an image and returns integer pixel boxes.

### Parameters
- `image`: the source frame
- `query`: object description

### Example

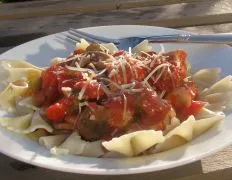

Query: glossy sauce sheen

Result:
[31,44,204,141]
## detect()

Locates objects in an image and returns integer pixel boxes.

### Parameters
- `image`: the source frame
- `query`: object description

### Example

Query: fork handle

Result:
[148,33,232,44]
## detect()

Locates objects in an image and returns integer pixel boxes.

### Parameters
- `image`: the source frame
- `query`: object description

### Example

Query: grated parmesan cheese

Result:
[144,63,170,83]
[61,87,72,97]
[122,93,127,122]
[78,83,88,100]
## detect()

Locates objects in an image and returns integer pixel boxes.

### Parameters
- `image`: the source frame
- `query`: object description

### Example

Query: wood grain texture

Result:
[201,146,232,173]
[176,167,232,180]
[0,152,203,180]
[0,0,206,20]
[1,0,232,37]
[179,23,232,33]
[1,0,232,179]
[147,13,232,27]
[1,26,232,180]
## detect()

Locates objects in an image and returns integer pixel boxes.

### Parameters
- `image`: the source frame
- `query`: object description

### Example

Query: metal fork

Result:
[67,28,232,50]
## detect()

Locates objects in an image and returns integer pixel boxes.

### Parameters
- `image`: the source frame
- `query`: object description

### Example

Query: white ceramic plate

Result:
[0,25,232,175]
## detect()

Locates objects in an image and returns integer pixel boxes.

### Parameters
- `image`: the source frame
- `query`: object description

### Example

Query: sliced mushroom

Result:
[86,43,103,52]
[79,56,91,68]
[77,106,110,141]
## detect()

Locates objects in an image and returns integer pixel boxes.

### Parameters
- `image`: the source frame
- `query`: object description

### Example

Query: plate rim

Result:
[0,25,232,175]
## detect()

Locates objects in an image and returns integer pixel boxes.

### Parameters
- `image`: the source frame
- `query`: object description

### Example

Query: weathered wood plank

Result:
[147,13,232,28]
[1,1,232,180]
[0,152,202,180]
[0,33,46,47]
[0,0,206,12]
[0,0,213,20]
[179,23,232,33]
[0,0,232,38]
[201,146,232,173]
[177,167,232,180]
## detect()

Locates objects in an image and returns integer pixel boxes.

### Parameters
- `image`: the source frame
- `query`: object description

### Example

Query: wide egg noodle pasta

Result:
[0,82,28,112]
[2,60,41,69]
[205,102,227,112]
[201,75,232,95]
[39,134,69,149]
[102,151,126,158]
[131,130,164,156]
[50,132,85,156]
[154,112,224,153]
[50,132,104,157]
[199,75,232,111]
[0,112,53,134]
[102,132,134,157]
[100,43,119,54]
[76,38,118,54]
[192,68,221,90]
[163,117,181,134]
[81,140,105,157]
[16,97,39,115]
[75,39,90,50]
[0,113,33,133]
[195,107,225,119]
[102,130,164,157]
[202,92,232,111]
[154,116,195,153]
[26,128,49,141]
[203,92,232,103]
[1,60,42,83]
[7,68,41,84]
[132,40,152,53]
[193,114,224,138]
[23,111,53,134]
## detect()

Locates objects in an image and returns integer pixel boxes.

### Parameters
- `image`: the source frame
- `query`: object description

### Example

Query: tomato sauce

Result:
[32,45,203,141]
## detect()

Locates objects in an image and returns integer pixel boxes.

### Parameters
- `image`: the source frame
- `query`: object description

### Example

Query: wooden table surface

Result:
[1,0,232,179]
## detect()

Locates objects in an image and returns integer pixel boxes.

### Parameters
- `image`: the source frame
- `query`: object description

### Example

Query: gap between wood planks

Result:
[146,13,232,28]
[0,0,208,20]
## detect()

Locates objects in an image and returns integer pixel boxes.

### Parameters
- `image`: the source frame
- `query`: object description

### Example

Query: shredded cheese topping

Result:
[122,93,127,122]
[78,83,88,100]
[144,63,170,83]
[119,57,127,84]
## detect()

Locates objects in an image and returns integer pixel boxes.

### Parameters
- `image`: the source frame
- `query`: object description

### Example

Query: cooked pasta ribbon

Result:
[23,111,53,134]
[2,60,41,69]
[1,60,42,83]
[0,112,53,134]
[199,75,232,111]
[0,113,33,133]
[75,39,90,50]
[164,117,181,134]
[16,97,39,115]
[39,134,69,149]
[154,113,224,153]
[101,43,119,54]
[195,107,224,119]
[155,116,195,153]
[51,132,104,157]
[132,40,152,53]
[192,68,221,89]
[102,130,164,157]
[193,114,224,138]
[0,82,28,112]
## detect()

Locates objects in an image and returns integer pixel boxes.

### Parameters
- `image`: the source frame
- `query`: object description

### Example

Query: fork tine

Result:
[67,31,95,43]
[69,28,115,43]
[68,30,102,44]
[66,34,78,44]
